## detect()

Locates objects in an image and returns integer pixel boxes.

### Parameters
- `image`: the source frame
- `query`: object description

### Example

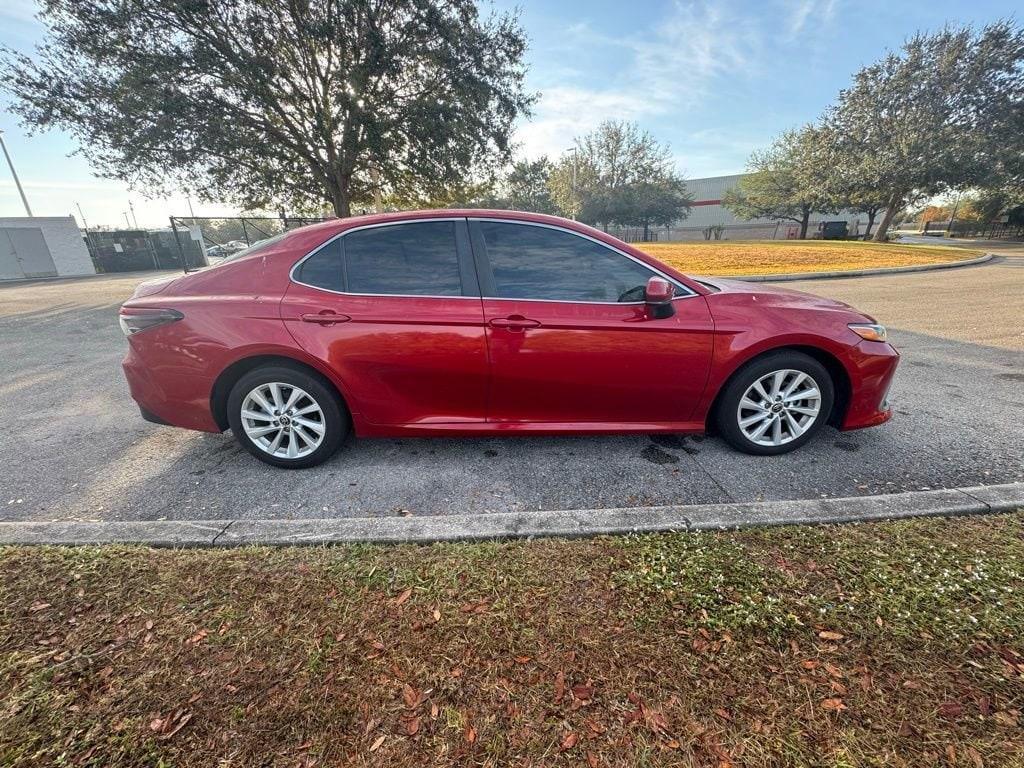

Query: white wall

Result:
[0,216,95,278]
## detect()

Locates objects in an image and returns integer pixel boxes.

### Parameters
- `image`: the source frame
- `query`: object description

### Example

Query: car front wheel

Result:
[716,351,834,455]
[226,365,348,468]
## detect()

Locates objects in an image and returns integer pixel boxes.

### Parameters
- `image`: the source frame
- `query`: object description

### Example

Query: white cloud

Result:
[515,1,763,160]
[785,0,839,41]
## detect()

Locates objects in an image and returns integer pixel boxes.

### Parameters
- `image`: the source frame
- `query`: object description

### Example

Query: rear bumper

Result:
[122,344,221,433]
[840,340,900,431]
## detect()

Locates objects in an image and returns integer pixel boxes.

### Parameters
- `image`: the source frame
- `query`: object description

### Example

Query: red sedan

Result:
[120,211,898,468]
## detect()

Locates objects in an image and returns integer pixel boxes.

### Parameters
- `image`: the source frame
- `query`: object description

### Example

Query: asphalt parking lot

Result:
[1,253,1021,523]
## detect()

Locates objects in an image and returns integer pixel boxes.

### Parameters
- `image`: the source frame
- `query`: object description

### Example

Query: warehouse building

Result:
[612,174,866,242]
[0,216,95,280]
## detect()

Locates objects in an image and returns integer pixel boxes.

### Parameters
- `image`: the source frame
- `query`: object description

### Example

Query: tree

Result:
[610,179,692,241]
[1,0,533,217]
[723,127,834,239]
[547,120,688,231]
[482,156,557,213]
[824,22,1024,241]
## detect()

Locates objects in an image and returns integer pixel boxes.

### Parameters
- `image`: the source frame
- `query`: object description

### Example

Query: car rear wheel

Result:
[227,365,348,468]
[715,351,834,455]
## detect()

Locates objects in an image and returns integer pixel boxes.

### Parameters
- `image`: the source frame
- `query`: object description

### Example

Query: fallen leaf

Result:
[186,629,208,646]
[402,684,421,709]
[572,684,594,701]
[464,724,477,743]
[587,751,600,768]
[432,607,441,622]
[966,745,984,768]
[560,732,579,751]
[820,698,847,712]
[514,655,532,664]
[554,671,566,703]
[994,710,1019,727]
[714,708,731,721]
[393,588,413,606]
[938,701,963,720]
[29,601,50,613]
[817,630,844,641]
[369,735,385,752]
[404,716,420,736]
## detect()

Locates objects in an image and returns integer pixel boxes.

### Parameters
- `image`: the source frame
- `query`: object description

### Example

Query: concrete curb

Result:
[722,252,994,283]
[1,483,1021,548]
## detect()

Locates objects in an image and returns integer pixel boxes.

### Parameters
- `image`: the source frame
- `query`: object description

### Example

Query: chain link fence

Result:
[168,216,327,271]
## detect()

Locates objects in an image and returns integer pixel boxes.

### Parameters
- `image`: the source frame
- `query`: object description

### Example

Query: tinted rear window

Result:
[344,221,462,296]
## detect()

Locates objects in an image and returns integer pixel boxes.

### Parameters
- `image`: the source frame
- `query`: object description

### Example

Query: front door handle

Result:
[301,311,351,326]
[489,315,541,331]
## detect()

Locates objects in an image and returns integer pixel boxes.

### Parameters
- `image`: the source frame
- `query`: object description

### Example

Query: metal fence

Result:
[83,229,205,273]
[168,215,327,272]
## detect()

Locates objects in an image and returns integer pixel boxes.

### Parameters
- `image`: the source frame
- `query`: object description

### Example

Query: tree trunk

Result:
[872,195,903,242]
[864,209,877,239]
[642,221,650,242]
[328,171,352,218]
[798,209,810,239]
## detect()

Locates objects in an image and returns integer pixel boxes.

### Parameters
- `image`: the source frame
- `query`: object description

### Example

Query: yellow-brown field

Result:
[632,239,980,276]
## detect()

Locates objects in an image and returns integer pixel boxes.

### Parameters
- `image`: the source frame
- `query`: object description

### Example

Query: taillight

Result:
[119,307,183,336]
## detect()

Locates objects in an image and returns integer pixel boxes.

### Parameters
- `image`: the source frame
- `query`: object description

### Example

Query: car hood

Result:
[695,277,875,321]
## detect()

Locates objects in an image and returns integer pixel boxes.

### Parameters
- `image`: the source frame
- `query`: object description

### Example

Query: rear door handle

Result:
[489,315,541,331]
[301,311,350,325]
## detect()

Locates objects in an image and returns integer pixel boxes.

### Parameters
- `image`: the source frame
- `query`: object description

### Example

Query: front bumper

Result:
[840,340,900,431]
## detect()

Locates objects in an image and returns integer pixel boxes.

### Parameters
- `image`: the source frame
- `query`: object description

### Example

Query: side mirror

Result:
[645,276,675,318]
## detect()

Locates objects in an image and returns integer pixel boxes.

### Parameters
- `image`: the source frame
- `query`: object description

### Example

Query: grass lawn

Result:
[2,513,1023,767]
[633,240,982,277]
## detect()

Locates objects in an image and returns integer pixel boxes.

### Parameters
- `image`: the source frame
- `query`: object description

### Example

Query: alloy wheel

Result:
[736,368,821,447]
[240,382,326,459]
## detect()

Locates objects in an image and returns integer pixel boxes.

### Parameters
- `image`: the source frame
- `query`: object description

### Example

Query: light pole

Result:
[564,147,578,220]
[74,202,89,230]
[128,200,139,229]
[0,130,33,216]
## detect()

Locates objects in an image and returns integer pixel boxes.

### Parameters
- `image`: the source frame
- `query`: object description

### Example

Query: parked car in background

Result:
[119,210,898,468]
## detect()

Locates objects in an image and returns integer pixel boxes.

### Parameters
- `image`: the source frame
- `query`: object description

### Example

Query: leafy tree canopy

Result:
[723,126,835,239]
[1,0,534,217]
[824,21,1024,240]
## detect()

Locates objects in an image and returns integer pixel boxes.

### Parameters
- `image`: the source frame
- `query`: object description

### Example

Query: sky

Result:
[0,0,1014,227]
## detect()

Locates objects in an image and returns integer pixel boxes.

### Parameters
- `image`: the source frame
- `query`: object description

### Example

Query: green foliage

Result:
[723,126,835,238]
[547,120,689,231]
[0,0,534,217]
[823,21,1024,240]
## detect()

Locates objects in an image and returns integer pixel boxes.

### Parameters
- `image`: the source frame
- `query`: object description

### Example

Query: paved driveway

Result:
[1,256,1021,523]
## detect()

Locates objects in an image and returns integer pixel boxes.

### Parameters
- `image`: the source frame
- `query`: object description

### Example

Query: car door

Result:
[469,219,714,426]
[281,218,489,426]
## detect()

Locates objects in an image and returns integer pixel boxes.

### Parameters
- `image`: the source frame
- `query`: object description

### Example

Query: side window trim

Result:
[467,217,696,304]
[289,218,481,299]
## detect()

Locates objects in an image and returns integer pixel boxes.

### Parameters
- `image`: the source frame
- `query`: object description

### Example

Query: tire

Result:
[715,351,834,456]
[226,365,348,469]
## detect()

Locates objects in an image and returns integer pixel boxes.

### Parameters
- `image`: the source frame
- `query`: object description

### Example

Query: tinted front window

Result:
[296,240,342,291]
[479,222,655,302]
[344,221,462,296]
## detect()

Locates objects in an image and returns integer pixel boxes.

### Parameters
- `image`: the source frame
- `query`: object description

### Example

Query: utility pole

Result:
[74,202,89,231]
[123,211,132,228]
[0,130,33,216]
[128,200,139,228]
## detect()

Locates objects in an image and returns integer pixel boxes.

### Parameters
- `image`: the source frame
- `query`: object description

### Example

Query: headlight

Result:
[119,308,183,336]
[849,323,887,342]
